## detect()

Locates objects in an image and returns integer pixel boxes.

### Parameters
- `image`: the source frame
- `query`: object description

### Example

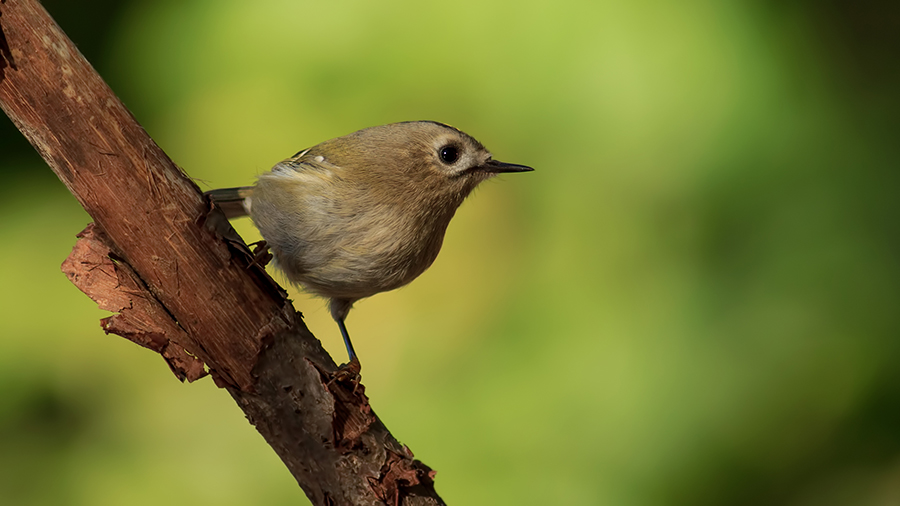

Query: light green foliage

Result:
[2,0,898,504]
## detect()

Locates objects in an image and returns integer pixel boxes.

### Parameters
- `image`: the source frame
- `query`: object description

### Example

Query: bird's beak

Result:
[479,159,534,174]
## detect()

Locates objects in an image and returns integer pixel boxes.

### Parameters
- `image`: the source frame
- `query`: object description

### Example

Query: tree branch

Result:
[0,1,443,504]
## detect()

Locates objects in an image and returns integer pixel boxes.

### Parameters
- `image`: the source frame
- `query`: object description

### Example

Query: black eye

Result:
[439,145,460,164]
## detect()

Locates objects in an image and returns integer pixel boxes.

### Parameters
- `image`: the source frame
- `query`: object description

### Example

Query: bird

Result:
[206,121,532,365]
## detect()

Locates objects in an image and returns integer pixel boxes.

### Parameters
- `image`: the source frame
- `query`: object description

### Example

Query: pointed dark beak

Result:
[479,159,534,174]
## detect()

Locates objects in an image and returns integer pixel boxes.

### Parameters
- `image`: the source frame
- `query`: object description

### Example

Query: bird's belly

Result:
[250,182,448,301]
[270,227,442,301]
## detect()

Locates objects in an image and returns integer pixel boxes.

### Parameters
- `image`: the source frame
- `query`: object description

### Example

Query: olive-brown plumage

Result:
[207,121,532,363]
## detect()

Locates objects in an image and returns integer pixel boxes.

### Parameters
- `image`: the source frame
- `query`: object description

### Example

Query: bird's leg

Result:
[329,298,361,380]
[330,317,361,385]
[329,298,359,364]
[337,316,358,363]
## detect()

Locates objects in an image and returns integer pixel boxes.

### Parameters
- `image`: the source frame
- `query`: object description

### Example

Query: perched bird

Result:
[206,121,532,364]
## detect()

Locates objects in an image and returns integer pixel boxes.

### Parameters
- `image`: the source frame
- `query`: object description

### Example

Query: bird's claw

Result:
[330,356,362,391]
[248,240,272,268]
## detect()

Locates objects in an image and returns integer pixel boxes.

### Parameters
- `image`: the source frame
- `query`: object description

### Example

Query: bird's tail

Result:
[205,186,254,219]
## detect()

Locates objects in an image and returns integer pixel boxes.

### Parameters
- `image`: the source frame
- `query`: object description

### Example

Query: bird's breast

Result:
[251,177,453,301]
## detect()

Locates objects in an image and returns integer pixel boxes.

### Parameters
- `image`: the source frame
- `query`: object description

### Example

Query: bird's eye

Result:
[439,145,460,164]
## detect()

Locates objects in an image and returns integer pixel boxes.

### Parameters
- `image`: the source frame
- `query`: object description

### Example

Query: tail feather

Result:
[205,186,254,219]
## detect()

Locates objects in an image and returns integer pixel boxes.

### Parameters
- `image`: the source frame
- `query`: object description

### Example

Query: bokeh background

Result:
[2,0,899,504]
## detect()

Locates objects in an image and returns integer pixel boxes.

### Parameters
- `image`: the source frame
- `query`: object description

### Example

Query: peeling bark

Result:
[62,223,208,382]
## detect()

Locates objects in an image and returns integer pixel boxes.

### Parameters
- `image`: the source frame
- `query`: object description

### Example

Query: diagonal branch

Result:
[0,1,443,504]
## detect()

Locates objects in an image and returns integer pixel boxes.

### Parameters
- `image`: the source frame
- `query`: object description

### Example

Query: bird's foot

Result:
[248,240,272,268]
[330,356,362,392]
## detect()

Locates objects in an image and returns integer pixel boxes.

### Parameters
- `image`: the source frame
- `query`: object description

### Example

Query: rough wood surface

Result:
[0,1,444,504]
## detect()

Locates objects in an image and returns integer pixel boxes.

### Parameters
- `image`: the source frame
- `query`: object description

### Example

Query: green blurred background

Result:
[2,0,899,504]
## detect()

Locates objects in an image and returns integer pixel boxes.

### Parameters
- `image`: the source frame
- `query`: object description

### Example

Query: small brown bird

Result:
[207,121,532,363]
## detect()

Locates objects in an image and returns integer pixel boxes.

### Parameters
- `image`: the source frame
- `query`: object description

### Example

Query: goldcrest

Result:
[207,121,532,363]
